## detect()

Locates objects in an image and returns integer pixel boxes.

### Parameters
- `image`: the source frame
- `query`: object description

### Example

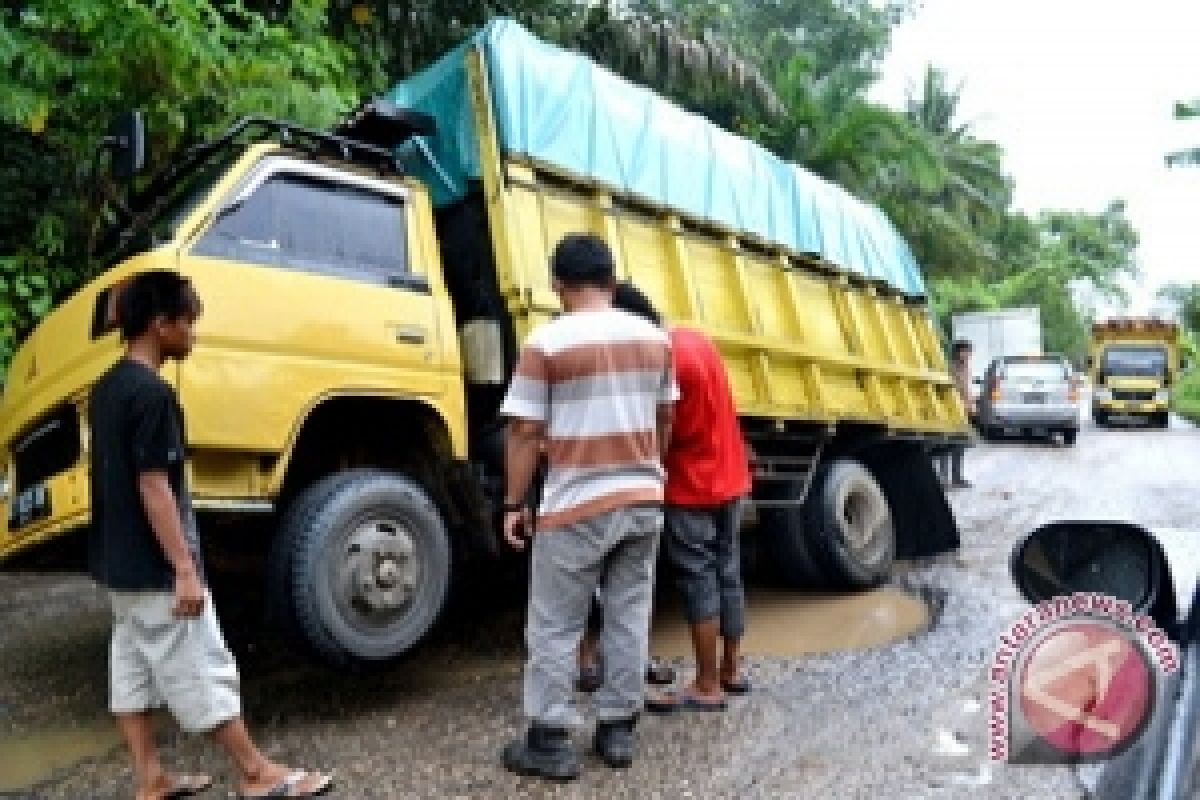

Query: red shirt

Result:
[665,327,751,506]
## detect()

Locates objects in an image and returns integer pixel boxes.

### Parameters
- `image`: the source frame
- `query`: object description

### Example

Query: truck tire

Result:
[1061,429,1078,447]
[757,478,829,588]
[270,470,452,665]
[1093,411,1108,427]
[1155,412,1170,429]
[806,459,896,588]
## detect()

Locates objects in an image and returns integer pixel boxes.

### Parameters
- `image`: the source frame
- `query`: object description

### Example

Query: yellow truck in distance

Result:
[1089,319,1182,428]
[0,21,969,665]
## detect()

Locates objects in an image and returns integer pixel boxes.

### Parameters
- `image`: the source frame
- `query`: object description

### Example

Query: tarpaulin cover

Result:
[386,18,926,296]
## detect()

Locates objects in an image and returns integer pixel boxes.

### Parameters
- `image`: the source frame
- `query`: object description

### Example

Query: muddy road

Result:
[1,417,1196,798]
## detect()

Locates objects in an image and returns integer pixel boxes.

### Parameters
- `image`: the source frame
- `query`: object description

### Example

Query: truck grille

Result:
[1111,390,1155,402]
[12,406,81,492]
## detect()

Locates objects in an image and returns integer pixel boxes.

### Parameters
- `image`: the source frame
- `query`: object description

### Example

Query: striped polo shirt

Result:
[501,307,678,531]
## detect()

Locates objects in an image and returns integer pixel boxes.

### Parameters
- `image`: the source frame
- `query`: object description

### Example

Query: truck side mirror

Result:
[106,111,146,179]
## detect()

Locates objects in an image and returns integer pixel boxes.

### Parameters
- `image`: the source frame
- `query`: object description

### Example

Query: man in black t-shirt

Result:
[90,270,332,800]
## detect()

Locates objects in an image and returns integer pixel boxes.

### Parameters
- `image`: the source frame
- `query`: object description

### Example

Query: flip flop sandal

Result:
[645,660,677,686]
[575,664,603,693]
[164,775,214,798]
[721,678,752,695]
[240,771,334,798]
[645,690,727,714]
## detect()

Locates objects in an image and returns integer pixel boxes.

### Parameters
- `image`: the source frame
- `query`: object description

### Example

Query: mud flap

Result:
[862,443,960,559]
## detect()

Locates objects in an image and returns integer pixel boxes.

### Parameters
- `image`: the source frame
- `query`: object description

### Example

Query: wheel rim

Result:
[838,483,891,564]
[327,515,425,640]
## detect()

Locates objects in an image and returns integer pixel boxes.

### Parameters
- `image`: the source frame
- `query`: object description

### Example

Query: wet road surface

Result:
[1,416,1195,798]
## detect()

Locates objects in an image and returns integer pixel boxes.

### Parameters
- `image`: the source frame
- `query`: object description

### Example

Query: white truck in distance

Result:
[952,308,1043,383]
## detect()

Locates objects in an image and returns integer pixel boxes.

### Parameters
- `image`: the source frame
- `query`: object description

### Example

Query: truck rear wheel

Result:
[1061,429,1078,447]
[807,459,896,588]
[758,459,895,589]
[270,470,451,665]
[1093,410,1108,427]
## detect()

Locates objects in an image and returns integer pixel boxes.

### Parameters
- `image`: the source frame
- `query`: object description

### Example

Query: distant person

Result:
[89,270,332,800]
[499,235,677,781]
[938,339,974,489]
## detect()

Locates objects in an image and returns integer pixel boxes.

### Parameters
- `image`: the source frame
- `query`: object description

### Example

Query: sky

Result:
[871,0,1200,315]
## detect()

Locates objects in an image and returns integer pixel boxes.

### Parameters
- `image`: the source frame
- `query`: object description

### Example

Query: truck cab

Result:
[1089,319,1181,429]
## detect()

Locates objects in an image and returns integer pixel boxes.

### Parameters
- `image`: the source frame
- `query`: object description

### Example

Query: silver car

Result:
[975,355,1081,445]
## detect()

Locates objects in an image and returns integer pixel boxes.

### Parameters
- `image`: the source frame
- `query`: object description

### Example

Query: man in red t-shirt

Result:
[611,284,752,711]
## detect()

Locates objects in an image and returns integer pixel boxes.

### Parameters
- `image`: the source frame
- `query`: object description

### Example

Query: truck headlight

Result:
[1095,388,1112,402]
[1155,389,1169,404]
[0,471,8,503]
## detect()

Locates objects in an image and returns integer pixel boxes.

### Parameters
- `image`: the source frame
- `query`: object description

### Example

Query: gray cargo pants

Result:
[523,505,662,727]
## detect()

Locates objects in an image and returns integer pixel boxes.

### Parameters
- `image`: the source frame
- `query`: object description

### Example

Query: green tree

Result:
[0,0,357,371]
[1158,282,1200,333]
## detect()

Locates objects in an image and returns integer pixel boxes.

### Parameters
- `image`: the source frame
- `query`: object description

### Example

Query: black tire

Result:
[1061,429,1078,447]
[1155,412,1170,429]
[1093,411,1108,427]
[806,459,896,588]
[757,478,829,588]
[271,469,452,665]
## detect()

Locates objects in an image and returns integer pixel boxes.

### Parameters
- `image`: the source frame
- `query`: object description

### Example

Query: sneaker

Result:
[502,725,580,782]
[593,716,638,769]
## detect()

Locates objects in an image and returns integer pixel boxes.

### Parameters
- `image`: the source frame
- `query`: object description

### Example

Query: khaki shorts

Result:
[109,590,241,733]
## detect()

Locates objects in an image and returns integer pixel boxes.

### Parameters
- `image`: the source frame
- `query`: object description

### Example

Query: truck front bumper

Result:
[1094,400,1168,417]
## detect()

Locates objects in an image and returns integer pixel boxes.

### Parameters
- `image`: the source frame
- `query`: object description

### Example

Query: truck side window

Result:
[194,171,408,283]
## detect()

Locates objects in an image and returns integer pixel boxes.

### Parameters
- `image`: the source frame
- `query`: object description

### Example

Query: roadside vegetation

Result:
[0,1,1140,375]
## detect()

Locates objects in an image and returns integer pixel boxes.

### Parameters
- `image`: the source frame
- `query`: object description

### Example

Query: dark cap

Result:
[551,233,615,285]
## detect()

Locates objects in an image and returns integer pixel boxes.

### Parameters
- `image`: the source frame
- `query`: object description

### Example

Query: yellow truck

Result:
[1089,318,1182,428]
[0,20,968,664]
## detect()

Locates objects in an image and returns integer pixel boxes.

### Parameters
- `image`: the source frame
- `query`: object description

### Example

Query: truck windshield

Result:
[1101,346,1167,378]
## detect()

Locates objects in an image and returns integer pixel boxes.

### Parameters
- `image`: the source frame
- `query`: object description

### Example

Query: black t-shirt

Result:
[88,359,202,590]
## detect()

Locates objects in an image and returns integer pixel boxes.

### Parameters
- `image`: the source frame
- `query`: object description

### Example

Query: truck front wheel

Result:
[270,470,452,665]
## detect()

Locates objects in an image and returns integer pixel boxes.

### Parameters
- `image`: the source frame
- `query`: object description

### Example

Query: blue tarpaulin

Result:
[386,18,926,296]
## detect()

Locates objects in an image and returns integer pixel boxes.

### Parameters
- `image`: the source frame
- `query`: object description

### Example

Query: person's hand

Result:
[173,566,206,618]
[503,508,533,551]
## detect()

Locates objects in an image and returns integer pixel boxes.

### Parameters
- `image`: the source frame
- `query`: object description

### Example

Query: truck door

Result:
[180,156,449,456]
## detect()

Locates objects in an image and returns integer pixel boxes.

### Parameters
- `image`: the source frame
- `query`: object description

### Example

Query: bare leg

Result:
[578,630,600,673]
[720,636,742,685]
[209,718,330,796]
[115,712,168,800]
[686,618,723,699]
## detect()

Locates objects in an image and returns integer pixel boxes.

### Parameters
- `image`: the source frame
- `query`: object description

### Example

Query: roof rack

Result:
[133,107,426,211]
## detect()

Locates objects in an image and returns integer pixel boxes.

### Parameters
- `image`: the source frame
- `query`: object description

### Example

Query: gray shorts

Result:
[109,591,241,733]
[665,499,746,638]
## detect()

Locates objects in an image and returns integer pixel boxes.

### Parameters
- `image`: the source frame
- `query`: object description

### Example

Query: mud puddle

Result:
[0,720,121,794]
[650,586,930,657]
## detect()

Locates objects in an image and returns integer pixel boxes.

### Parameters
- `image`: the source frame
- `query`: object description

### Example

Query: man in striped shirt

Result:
[500,233,677,781]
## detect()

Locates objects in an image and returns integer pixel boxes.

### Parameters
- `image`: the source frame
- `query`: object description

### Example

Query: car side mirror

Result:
[1012,521,1164,613]
[1013,521,1200,633]
[105,110,146,179]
